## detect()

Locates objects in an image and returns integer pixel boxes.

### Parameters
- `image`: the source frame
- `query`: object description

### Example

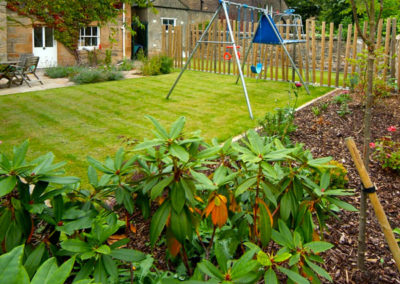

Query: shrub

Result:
[117,58,135,71]
[259,106,297,145]
[141,54,174,76]
[160,55,173,74]
[45,66,83,78]
[372,126,400,171]
[71,69,124,84]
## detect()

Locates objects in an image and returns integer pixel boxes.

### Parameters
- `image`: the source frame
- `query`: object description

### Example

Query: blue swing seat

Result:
[253,15,306,45]
[251,63,263,74]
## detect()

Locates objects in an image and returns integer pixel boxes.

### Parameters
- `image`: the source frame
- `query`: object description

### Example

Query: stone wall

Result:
[0,1,6,61]
[5,6,131,66]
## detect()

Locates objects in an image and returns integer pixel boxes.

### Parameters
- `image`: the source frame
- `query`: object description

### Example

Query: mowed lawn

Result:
[0,71,331,181]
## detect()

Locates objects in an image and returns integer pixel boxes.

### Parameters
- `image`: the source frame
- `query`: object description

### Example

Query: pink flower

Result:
[321,188,325,192]
[342,90,349,94]
[387,126,396,132]
[295,82,302,88]
[369,142,376,149]
[387,154,391,158]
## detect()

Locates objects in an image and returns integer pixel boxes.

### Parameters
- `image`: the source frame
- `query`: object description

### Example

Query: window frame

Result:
[78,26,100,50]
[161,17,177,32]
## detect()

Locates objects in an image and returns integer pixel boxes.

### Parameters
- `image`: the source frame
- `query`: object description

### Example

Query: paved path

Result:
[0,70,142,96]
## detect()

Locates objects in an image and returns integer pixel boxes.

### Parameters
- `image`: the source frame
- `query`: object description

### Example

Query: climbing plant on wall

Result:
[6,0,151,63]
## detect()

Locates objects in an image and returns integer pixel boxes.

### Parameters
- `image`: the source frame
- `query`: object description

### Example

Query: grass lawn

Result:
[0,70,331,182]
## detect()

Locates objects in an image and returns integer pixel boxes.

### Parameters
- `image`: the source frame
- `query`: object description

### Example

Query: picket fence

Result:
[161,18,400,89]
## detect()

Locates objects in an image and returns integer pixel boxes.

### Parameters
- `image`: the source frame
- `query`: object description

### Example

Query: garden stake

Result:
[345,137,400,273]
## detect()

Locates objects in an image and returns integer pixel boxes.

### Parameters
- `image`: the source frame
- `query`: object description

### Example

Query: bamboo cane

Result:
[345,137,400,273]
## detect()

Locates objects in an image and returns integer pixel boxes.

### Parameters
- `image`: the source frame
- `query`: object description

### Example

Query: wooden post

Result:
[382,18,391,80]
[327,22,334,87]
[278,21,283,80]
[285,20,291,81]
[305,20,310,83]
[270,43,274,80]
[343,24,352,88]
[297,24,304,77]
[213,20,218,73]
[351,25,358,75]
[193,25,198,70]
[222,20,227,74]
[311,20,316,83]
[263,45,268,80]
[390,18,397,79]
[346,138,400,273]
[320,21,326,85]
[185,24,190,69]
[162,25,167,54]
[218,20,222,74]
[335,24,343,87]
[206,25,212,72]
[375,18,383,73]
[168,25,173,58]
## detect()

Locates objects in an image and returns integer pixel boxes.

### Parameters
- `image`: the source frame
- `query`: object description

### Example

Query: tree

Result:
[6,0,151,63]
[348,0,384,273]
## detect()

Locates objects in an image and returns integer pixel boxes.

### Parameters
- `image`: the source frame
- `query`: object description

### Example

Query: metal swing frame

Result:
[166,0,309,120]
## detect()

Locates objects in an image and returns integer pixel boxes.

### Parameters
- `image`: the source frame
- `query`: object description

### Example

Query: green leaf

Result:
[24,243,45,278]
[326,197,358,212]
[87,166,98,187]
[114,148,124,170]
[110,248,146,262]
[169,117,186,139]
[149,201,171,246]
[95,244,111,255]
[215,241,230,273]
[247,129,264,155]
[170,209,192,243]
[134,139,164,151]
[235,177,257,197]
[273,252,291,263]
[151,176,173,200]
[308,157,332,168]
[264,268,278,284]
[0,245,29,284]
[146,115,169,139]
[280,193,291,221]
[171,182,185,213]
[12,140,29,168]
[31,257,58,284]
[87,156,113,174]
[304,241,334,253]
[102,255,118,280]
[278,266,310,284]
[304,258,332,282]
[259,204,272,247]
[170,143,189,162]
[320,171,330,190]
[46,257,75,284]
[40,176,80,185]
[61,239,92,253]
[289,253,301,266]
[190,170,216,190]
[0,176,17,198]
[197,260,224,280]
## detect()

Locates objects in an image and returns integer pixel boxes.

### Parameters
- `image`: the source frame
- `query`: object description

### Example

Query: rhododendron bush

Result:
[0,116,356,283]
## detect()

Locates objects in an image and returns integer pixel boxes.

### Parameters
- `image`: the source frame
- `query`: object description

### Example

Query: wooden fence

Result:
[162,18,400,90]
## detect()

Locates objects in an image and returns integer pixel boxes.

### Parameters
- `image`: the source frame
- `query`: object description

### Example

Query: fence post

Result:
[327,22,334,87]
[383,18,391,80]
[320,21,326,85]
[390,18,397,79]
[305,20,310,83]
[350,25,358,76]
[311,20,316,84]
[335,24,343,87]
[343,24,352,88]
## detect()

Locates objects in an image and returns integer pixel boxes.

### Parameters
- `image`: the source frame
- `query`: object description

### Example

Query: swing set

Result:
[166,0,309,119]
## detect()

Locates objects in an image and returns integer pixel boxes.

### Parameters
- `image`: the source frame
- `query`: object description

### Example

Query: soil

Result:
[291,90,400,283]
[130,90,400,283]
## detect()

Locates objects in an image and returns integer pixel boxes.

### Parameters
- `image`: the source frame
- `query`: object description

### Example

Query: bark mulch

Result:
[129,90,400,283]
[291,90,400,283]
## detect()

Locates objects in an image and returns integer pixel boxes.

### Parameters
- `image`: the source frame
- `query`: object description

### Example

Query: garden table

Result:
[0,60,20,88]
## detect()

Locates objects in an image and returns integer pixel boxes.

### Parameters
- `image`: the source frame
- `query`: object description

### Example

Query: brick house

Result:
[132,0,287,56]
[0,1,132,68]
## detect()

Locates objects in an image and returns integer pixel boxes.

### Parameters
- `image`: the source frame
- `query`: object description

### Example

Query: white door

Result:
[33,27,57,68]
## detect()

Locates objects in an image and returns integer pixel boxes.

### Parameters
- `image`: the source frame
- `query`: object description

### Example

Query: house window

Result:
[79,27,100,49]
[161,18,176,31]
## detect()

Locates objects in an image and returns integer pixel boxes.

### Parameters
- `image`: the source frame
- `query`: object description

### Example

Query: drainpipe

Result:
[122,3,126,58]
